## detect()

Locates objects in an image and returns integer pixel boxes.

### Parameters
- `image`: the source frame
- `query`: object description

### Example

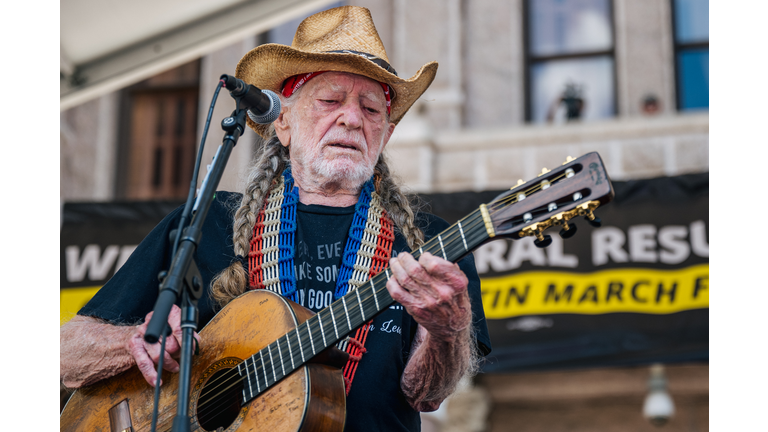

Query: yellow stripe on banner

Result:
[480,264,709,319]
[60,286,101,326]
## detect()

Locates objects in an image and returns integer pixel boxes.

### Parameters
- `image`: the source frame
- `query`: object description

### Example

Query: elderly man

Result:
[60,6,490,431]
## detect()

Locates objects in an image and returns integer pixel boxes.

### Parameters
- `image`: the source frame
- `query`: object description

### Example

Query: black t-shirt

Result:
[293,203,356,312]
[79,191,491,432]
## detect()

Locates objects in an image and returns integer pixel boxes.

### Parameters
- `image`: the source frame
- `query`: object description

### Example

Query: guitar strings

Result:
[193,169,574,420]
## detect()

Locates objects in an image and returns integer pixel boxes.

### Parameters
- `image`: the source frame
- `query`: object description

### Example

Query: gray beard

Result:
[292,128,379,192]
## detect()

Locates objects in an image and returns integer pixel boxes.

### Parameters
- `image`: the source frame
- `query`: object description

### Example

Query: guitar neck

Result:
[238,208,491,403]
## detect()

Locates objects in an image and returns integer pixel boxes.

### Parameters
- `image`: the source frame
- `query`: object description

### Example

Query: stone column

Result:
[60,92,119,202]
[464,0,526,128]
[197,36,259,193]
[391,0,464,130]
[613,0,676,117]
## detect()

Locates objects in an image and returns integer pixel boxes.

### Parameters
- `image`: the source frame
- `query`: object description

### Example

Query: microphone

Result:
[220,74,281,124]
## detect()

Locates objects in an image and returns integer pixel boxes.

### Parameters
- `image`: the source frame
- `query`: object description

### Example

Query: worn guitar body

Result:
[60,290,346,432]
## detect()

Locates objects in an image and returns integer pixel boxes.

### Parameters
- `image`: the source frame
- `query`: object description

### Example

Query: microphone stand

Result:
[144,103,249,432]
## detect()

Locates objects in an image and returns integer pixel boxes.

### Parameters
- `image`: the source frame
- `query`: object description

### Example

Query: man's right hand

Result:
[129,304,200,387]
[60,306,200,389]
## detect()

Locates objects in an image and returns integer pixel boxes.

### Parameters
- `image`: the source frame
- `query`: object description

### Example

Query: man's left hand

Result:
[386,252,472,341]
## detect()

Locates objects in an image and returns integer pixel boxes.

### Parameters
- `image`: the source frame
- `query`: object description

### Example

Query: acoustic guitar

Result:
[61,152,614,432]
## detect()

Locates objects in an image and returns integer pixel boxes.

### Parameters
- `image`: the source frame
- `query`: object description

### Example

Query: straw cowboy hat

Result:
[235,5,438,138]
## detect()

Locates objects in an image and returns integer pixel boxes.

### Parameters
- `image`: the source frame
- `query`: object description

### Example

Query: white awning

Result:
[60,0,337,110]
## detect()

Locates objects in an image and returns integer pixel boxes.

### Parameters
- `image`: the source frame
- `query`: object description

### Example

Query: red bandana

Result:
[281,72,392,115]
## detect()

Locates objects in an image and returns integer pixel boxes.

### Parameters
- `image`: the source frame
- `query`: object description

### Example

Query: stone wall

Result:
[60,93,118,202]
[386,111,708,193]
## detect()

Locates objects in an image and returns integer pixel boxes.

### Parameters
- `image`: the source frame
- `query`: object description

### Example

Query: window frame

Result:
[670,0,709,111]
[523,0,618,123]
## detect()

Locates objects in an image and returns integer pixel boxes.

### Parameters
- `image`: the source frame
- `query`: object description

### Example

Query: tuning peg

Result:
[538,167,550,177]
[562,156,575,165]
[559,221,578,239]
[534,234,552,248]
[584,210,602,227]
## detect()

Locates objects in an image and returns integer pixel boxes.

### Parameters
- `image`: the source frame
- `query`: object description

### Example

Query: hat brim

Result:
[235,44,438,138]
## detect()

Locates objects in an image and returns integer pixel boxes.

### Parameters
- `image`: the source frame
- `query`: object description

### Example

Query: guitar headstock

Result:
[482,152,614,247]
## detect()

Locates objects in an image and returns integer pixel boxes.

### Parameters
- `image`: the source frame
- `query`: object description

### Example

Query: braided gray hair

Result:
[209,132,289,306]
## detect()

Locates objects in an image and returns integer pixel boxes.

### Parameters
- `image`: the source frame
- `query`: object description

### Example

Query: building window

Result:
[117,60,200,200]
[525,0,616,123]
[672,0,708,111]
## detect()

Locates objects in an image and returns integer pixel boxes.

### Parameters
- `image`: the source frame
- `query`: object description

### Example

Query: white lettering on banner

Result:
[117,245,137,271]
[508,238,547,269]
[65,244,138,283]
[629,225,658,263]
[474,235,578,273]
[591,220,709,266]
[474,220,709,273]
[592,227,630,266]
[690,220,709,257]
[658,226,689,264]
[546,235,579,267]
[475,241,506,273]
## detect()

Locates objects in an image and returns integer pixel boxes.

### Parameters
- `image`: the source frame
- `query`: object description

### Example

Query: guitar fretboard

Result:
[236,207,491,404]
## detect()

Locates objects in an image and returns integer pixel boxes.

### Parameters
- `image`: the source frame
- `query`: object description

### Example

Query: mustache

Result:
[318,128,367,150]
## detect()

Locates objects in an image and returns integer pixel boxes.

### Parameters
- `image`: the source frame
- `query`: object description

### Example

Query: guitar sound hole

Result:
[196,367,245,431]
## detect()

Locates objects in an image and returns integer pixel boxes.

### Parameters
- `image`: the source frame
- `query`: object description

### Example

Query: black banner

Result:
[420,173,709,372]
[59,200,183,323]
[60,174,709,373]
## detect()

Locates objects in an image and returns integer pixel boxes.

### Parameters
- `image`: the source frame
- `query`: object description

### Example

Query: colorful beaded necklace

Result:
[247,168,395,393]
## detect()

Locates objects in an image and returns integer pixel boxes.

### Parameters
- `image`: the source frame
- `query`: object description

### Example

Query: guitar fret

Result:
[355,288,365,322]
[371,279,380,311]
[286,332,295,370]
[268,344,276,382]
[342,295,352,330]
[260,351,268,387]
[317,313,327,347]
[307,321,316,355]
[296,327,305,363]
[329,304,339,339]
[438,234,447,259]
[276,340,285,377]
[458,221,468,251]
